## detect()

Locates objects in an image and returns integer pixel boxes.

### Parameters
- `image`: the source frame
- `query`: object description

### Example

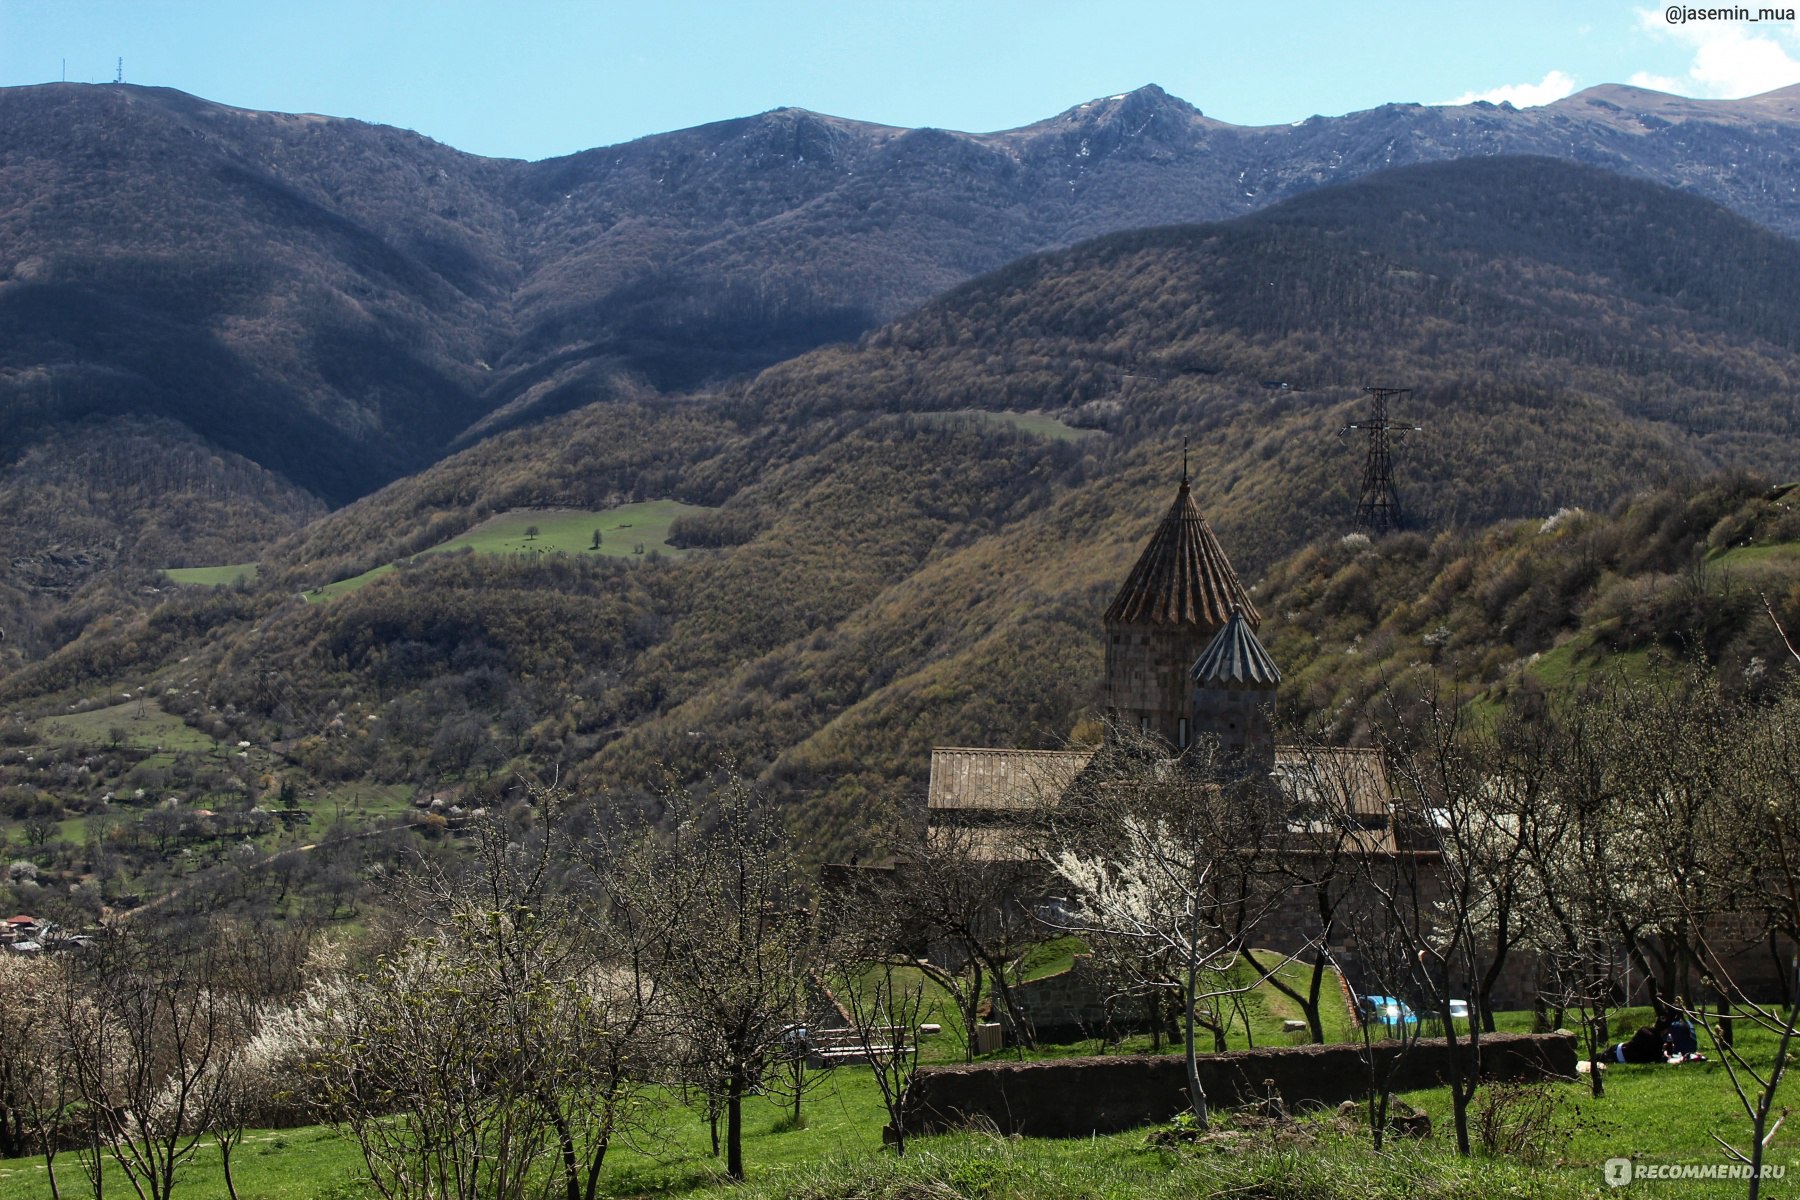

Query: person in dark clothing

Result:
[1612,1023,1669,1064]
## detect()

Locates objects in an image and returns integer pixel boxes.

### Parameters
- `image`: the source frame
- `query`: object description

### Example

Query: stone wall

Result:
[1002,955,1124,1043]
[899,1031,1577,1138]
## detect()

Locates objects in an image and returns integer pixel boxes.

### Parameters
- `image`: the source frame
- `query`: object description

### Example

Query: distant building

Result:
[928,468,1398,851]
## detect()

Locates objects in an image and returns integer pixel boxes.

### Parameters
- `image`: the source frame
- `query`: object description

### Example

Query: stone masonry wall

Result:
[899,1031,1577,1138]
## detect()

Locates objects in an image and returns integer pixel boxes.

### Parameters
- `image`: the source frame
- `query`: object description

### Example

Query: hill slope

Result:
[7,158,1800,849]
[4,78,1800,551]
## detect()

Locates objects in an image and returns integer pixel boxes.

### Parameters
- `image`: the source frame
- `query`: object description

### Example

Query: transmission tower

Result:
[1338,387,1421,535]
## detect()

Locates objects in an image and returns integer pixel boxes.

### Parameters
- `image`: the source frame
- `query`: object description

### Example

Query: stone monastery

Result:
[927,468,1398,860]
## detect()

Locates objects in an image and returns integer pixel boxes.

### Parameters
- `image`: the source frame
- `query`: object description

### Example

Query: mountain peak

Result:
[1550,82,1800,127]
[1055,83,1207,127]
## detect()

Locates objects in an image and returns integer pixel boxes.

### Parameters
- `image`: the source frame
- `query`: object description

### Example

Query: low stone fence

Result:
[899,1031,1576,1138]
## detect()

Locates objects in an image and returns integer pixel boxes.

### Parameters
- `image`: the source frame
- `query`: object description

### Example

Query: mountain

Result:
[5,79,1800,543]
[8,157,1800,852]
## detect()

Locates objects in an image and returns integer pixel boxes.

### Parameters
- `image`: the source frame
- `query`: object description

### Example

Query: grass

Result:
[1708,542,1800,566]
[923,410,1102,443]
[1015,935,1085,983]
[1248,952,1361,1045]
[163,563,258,586]
[0,1125,370,1200]
[304,500,714,601]
[1523,636,1659,694]
[310,783,416,823]
[1,1009,1796,1199]
[37,699,219,754]
[1394,1008,1800,1197]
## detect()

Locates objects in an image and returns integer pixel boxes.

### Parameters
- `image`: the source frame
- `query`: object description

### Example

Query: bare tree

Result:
[62,924,234,1200]
[202,919,314,1200]
[626,773,823,1181]
[1681,669,1800,1199]
[874,816,1043,1059]
[313,796,658,1200]
[1339,863,1429,1150]
[1520,689,1651,1098]
[1372,686,1526,1156]
[0,955,81,1198]
[1249,738,1387,1043]
[838,959,927,1154]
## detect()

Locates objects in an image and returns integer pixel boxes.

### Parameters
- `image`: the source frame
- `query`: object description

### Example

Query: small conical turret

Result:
[1189,607,1279,771]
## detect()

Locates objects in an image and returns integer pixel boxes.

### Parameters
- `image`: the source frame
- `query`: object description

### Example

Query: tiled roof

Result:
[1273,746,1392,818]
[1191,609,1281,686]
[927,747,1096,811]
[1103,479,1259,629]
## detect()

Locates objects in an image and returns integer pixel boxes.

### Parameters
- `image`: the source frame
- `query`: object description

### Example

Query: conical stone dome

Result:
[1104,479,1260,630]
[1104,474,1259,749]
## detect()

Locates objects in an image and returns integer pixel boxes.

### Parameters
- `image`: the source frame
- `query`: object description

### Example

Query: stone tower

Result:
[1103,472,1260,749]
[1189,607,1280,772]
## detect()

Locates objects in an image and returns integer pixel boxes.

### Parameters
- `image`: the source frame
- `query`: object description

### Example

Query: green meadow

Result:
[161,501,716,602]
[305,500,713,601]
[38,699,219,754]
[0,1017,1788,1200]
[923,410,1103,443]
[163,564,258,586]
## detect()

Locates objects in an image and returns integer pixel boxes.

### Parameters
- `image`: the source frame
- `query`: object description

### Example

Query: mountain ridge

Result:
[6,80,1800,608]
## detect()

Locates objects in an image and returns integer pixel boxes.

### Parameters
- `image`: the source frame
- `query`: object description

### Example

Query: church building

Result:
[927,468,1394,851]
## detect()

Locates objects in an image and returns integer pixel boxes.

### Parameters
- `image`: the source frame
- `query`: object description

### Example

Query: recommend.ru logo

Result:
[1604,1158,1787,1186]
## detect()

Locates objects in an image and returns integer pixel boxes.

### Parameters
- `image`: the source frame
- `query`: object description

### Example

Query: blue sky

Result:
[1,1,1796,161]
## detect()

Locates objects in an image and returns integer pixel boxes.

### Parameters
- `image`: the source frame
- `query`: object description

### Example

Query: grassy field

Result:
[923,410,1103,443]
[310,782,416,823]
[1523,638,1657,693]
[1709,542,1800,566]
[3,1022,1789,1200]
[305,500,713,601]
[163,563,258,586]
[38,699,219,754]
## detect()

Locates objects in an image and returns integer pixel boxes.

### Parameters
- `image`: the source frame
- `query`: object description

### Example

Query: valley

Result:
[4,71,1800,1200]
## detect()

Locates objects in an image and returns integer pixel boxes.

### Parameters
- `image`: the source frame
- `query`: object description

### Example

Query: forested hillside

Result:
[6,78,1800,601]
[4,158,1800,855]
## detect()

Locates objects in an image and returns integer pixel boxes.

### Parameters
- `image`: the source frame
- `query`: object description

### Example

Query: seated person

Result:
[1666,1017,1699,1057]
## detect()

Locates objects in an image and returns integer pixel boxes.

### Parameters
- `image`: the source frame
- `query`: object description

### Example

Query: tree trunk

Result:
[978,949,1036,1051]
[1241,947,1327,1043]
[726,1073,745,1181]
[0,1105,22,1160]
[542,1096,579,1200]
[220,1142,240,1200]
[1183,950,1209,1130]
[963,962,984,1062]
[1586,1006,1607,1099]
[1443,1015,1473,1155]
